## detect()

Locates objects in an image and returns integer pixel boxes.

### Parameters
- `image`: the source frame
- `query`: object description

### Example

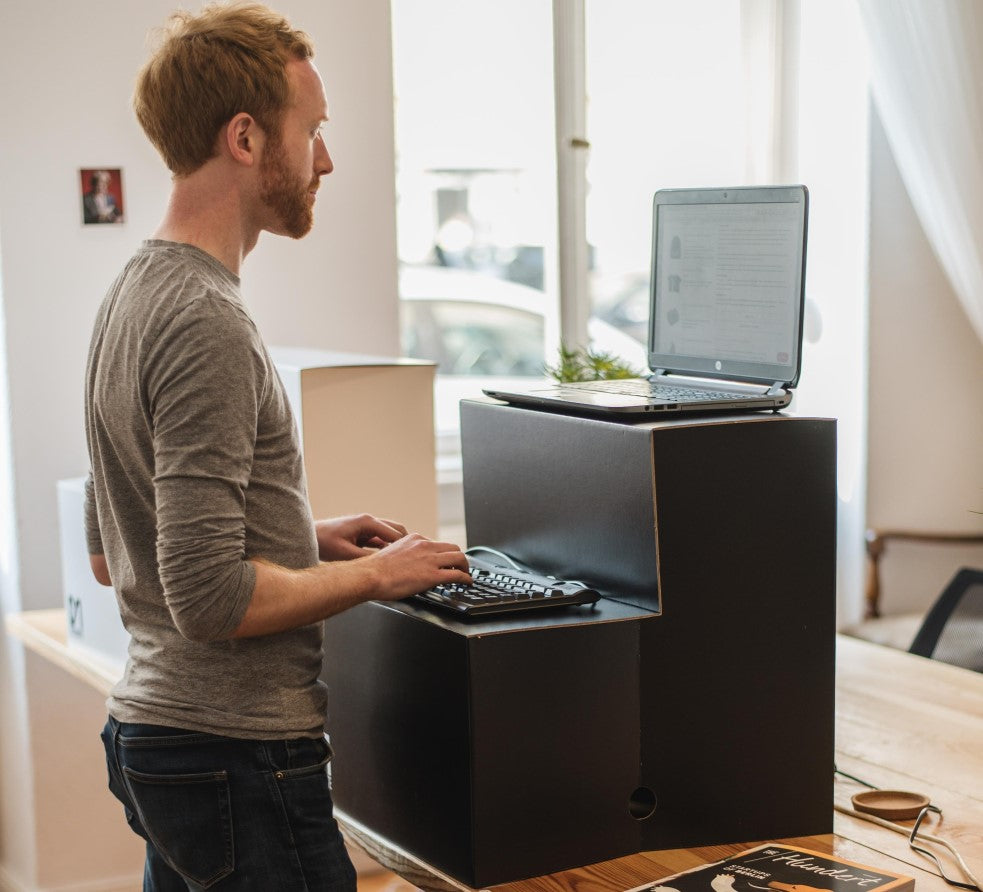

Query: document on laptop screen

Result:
[653,201,802,367]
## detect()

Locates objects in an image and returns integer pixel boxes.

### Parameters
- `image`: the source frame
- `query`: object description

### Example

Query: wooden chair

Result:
[844,529,983,652]
[864,528,983,618]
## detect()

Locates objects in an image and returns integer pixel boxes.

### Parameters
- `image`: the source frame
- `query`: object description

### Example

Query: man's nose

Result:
[315,134,333,176]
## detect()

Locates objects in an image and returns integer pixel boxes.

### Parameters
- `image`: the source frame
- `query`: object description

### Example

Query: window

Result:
[391,0,558,391]
[392,1,782,416]
[392,1,870,574]
[585,1,746,342]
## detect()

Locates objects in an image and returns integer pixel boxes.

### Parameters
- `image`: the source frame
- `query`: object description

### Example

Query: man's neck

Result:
[153,166,261,276]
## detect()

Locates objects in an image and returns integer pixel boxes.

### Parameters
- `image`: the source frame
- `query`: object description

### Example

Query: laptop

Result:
[484,184,809,417]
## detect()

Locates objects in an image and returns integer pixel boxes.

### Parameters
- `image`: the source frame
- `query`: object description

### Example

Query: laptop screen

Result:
[649,185,808,387]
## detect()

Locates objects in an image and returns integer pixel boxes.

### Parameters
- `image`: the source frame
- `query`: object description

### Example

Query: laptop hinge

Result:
[652,369,668,378]
[766,381,786,396]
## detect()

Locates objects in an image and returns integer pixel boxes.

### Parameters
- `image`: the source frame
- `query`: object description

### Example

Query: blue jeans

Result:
[101,717,356,891]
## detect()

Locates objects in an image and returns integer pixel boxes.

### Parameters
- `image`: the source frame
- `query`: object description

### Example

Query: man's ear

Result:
[223,113,260,167]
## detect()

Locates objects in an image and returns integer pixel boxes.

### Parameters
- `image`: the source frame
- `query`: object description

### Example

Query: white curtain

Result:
[857,0,983,344]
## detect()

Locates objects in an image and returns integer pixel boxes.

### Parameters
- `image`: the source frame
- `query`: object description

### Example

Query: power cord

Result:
[834,767,981,890]
[464,545,523,571]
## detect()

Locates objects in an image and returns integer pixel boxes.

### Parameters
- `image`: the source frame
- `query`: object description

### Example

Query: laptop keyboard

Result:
[570,379,744,402]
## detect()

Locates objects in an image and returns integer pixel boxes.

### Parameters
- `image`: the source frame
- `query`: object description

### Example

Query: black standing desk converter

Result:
[322,400,837,888]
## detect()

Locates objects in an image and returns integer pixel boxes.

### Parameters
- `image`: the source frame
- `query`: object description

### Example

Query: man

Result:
[84,3,471,889]
[82,170,122,223]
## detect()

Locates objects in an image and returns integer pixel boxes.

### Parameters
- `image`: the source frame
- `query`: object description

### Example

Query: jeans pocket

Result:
[122,766,234,888]
[268,740,355,889]
[101,721,149,842]
[272,737,332,781]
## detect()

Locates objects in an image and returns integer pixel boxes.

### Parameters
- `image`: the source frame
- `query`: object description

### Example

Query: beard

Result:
[259,135,316,239]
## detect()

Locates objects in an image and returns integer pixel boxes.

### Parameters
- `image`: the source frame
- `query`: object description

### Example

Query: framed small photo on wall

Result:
[80,168,125,224]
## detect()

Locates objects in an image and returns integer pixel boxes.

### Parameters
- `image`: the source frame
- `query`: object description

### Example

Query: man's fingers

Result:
[409,537,470,573]
[362,518,407,544]
[439,548,471,575]
[376,518,408,537]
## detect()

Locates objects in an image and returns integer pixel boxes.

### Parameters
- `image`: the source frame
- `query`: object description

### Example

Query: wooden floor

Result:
[358,870,419,891]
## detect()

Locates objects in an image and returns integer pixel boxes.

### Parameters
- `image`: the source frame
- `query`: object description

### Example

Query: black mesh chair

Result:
[908,567,983,673]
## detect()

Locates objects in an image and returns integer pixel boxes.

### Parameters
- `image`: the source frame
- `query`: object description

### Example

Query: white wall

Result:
[866,109,983,616]
[0,1,397,888]
[0,0,399,616]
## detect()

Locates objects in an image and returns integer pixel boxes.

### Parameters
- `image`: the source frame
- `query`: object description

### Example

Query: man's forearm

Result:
[228,532,470,640]
[232,557,382,639]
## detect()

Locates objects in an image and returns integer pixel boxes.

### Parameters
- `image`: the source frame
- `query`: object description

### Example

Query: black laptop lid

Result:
[649,184,809,388]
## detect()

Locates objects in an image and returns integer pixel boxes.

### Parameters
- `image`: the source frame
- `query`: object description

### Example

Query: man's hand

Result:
[315,514,408,561]
[89,554,112,586]
[361,532,472,601]
[314,513,472,597]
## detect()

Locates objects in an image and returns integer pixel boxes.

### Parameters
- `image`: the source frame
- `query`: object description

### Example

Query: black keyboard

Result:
[411,556,600,618]
[572,379,743,401]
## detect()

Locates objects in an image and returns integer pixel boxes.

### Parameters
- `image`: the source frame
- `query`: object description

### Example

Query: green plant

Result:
[545,343,643,383]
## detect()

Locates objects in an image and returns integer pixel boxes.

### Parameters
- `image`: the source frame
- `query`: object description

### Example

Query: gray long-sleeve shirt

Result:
[84,240,325,738]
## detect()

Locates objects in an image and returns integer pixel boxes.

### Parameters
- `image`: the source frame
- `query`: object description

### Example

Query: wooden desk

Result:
[7,614,981,892]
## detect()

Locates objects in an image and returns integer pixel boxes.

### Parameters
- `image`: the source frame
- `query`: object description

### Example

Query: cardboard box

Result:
[57,477,129,672]
[461,400,838,853]
[323,598,653,887]
[271,347,438,537]
[324,402,838,886]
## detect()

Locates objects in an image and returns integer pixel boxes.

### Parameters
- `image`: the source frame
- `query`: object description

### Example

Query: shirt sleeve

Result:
[144,297,263,642]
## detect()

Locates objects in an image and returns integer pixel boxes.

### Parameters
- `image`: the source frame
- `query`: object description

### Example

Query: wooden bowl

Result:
[851,790,930,820]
